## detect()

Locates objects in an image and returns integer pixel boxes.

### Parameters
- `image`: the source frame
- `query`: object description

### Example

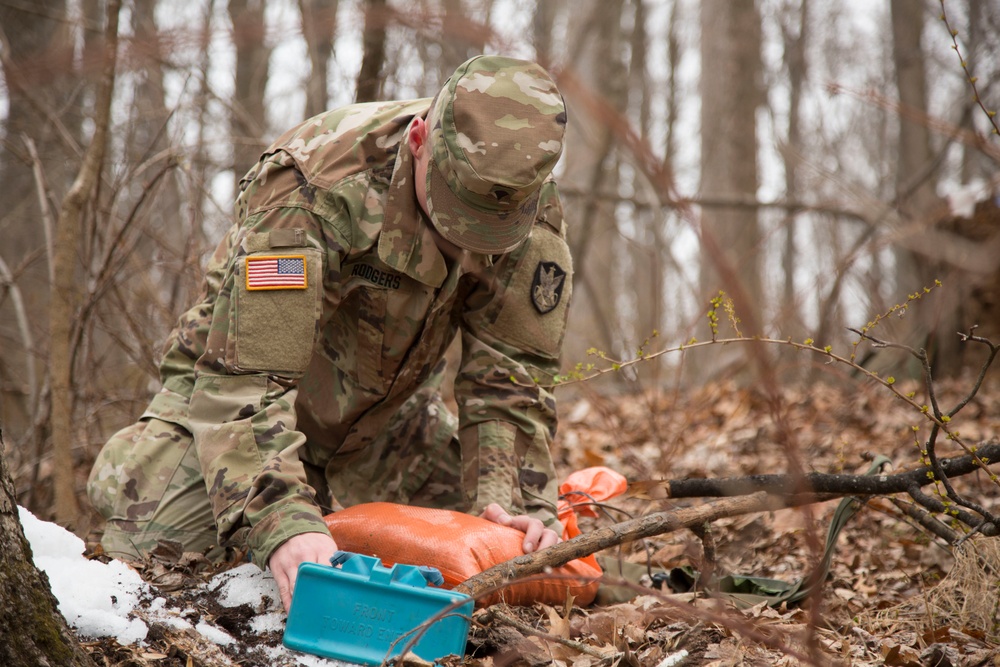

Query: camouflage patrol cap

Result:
[424,55,567,254]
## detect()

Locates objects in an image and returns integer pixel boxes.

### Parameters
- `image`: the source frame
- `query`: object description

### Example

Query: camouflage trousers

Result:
[87,386,464,561]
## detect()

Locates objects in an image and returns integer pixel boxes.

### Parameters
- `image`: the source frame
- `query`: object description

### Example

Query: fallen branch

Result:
[459,442,1000,600]
[457,492,800,600]
[629,440,1000,500]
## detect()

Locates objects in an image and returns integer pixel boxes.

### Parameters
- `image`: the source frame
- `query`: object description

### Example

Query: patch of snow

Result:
[19,505,151,645]
[197,621,236,646]
[262,644,357,667]
[251,611,287,634]
[211,562,280,608]
[19,505,355,666]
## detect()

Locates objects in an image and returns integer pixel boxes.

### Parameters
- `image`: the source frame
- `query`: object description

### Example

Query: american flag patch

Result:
[245,255,308,290]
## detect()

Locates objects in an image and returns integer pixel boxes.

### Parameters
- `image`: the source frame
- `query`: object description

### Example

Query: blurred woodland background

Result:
[0,0,999,530]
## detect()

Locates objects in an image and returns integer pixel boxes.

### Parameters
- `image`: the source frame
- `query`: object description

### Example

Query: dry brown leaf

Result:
[541,603,572,640]
[525,635,578,665]
[881,642,922,666]
[648,542,688,565]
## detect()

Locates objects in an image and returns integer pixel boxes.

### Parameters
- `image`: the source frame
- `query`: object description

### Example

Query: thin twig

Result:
[938,0,1000,136]
[906,484,996,536]
[21,134,58,286]
[690,522,716,593]
[485,608,621,661]
[887,497,959,545]
[952,326,1000,416]
[0,254,39,439]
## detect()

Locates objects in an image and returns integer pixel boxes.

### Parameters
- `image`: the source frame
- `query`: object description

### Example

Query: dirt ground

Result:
[80,376,1000,667]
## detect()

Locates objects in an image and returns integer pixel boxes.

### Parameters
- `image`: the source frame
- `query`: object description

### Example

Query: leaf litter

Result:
[81,378,1000,666]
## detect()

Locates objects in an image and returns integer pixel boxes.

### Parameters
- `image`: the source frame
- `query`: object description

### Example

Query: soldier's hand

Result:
[480,503,561,554]
[269,532,339,612]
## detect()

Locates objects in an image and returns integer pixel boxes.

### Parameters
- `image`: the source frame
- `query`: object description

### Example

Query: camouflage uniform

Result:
[88,56,572,570]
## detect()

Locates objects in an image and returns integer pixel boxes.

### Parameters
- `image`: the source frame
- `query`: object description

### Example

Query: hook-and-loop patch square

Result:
[245,255,308,290]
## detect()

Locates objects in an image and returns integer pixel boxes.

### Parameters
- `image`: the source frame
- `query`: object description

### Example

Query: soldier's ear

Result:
[408,117,429,156]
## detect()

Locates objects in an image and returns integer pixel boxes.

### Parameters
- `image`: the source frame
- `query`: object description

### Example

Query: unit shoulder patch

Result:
[531,261,566,314]
[245,255,308,291]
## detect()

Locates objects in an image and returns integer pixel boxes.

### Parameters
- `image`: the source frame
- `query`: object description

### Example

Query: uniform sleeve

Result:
[456,180,572,529]
[188,152,347,568]
[159,222,239,400]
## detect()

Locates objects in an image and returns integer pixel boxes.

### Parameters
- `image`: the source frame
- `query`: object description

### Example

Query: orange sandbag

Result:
[555,466,629,576]
[557,466,629,538]
[324,502,601,607]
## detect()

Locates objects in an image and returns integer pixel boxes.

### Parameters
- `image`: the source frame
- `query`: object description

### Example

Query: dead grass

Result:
[862,536,1000,647]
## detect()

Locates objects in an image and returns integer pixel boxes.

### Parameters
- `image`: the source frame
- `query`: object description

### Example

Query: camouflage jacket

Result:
[145,99,573,568]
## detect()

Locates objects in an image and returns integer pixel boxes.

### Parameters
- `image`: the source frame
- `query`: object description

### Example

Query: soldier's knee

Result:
[87,420,145,518]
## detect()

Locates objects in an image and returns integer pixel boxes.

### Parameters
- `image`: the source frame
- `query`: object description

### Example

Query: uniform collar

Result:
[378,116,451,288]
[379,113,496,287]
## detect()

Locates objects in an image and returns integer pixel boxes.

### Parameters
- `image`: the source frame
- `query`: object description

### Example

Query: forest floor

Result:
[79,375,1000,667]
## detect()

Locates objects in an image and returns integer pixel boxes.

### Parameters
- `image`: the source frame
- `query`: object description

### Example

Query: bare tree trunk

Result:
[439,0,488,79]
[0,429,97,667]
[560,0,629,372]
[127,0,179,211]
[881,1,954,378]
[111,0,186,387]
[959,0,987,185]
[780,0,808,343]
[300,0,338,118]
[697,0,764,377]
[531,0,560,68]
[891,2,935,218]
[657,0,683,341]
[179,0,218,313]
[0,0,74,445]
[356,0,388,103]
[229,0,272,187]
[48,0,121,530]
[625,0,666,380]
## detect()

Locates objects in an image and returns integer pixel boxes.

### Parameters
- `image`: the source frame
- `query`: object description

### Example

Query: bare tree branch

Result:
[456,492,796,600]
[628,440,1000,501]
[0,255,37,420]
